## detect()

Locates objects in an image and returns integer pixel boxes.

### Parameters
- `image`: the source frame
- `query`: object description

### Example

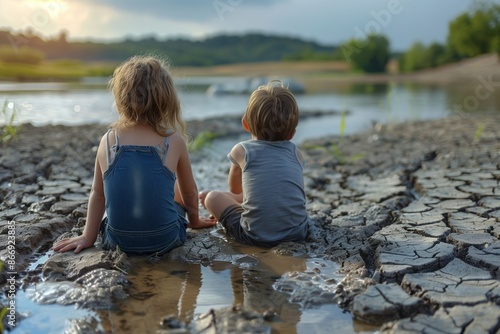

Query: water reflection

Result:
[346,83,389,95]
[96,242,309,333]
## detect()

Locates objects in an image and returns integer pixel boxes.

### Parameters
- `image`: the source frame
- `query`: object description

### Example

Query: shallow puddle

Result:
[11,290,103,333]
[13,231,379,333]
[98,238,321,332]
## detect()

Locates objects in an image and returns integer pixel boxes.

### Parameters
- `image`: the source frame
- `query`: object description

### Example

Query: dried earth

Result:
[0,113,499,333]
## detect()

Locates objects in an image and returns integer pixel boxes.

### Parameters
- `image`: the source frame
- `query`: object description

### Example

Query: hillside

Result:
[0,30,337,66]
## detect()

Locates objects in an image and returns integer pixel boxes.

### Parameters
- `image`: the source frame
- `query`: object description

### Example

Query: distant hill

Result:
[0,30,337,66]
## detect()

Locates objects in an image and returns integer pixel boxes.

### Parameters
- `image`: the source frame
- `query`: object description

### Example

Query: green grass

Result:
[472,122,485,144]
[1,100,20,145]
[0,60,116,80]
[188,131,220,152]
[302,110,364,164]
[0,305,7,333]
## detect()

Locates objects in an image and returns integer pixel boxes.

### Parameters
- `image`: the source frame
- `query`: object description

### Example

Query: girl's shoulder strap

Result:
[105,129,119,166]
[161,134,171,164]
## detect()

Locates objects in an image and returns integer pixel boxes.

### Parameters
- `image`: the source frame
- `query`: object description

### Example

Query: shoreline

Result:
[1,114,499,332]
[1,53,498,88]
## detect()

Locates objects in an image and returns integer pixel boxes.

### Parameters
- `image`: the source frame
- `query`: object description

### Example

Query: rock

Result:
[402,258,500,307]
[28,196,57,213]
[26,268,128,308]
[448,212,497,233]
[447,233,497,254]
[375,241,455,282]
[466,243,500,278]
[424,187,470,200]
[489,209,500,219]
[0,207,24,219]
[352,283,422,324]
[380,303,500,334]
[42,247,129,280]
[189,305,271,334]
[346,174,406,203]
[50,201,86,215]
[429,199,475,211]
[478,196,500,209]
[60,193,89,202]
[406,221,450,239]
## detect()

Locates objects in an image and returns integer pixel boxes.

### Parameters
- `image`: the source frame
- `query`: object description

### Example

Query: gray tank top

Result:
[232,140,309,243]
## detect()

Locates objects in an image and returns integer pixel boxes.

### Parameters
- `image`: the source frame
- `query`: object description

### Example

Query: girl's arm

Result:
[175,135,216,229]
[53,137,107,253]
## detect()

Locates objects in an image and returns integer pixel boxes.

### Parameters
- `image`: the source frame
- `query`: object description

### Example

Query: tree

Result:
[426,43,447,68]
[341,34,390,73]
[399,42,449,72]
[398,42,426,72]
[447,2,500,58]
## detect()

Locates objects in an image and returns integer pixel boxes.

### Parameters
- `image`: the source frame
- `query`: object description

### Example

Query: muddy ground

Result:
[1,112,499,333]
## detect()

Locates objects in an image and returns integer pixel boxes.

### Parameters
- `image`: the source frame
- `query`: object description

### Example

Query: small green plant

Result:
[188,131,220,152]
[303,110,363,164]
[1,100,19,145]
[0,306,7,333]
[472,122,485,144]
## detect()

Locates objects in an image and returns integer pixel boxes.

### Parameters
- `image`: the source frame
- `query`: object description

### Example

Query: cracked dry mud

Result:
[1,113,499,333]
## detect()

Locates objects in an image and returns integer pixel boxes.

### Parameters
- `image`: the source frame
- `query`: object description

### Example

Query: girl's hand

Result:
[53,235,94,254]
[189,216,217,229]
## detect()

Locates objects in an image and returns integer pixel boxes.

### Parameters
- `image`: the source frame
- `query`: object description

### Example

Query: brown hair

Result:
[243,80,299,141]
[108,55,185,138]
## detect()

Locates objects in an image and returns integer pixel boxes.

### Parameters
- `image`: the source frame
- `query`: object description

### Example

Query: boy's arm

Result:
[296,148,305,166]
[228,143,245,194]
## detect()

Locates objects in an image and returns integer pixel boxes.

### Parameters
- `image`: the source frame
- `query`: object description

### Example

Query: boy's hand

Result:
[53,235,94,254]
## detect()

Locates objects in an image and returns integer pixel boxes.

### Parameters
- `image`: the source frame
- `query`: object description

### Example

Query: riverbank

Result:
[2,53,498,91]
[0,113,499,333]
[173,53,500,93]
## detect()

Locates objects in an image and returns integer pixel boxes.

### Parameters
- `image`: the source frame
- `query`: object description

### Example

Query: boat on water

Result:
[206,77,305,96]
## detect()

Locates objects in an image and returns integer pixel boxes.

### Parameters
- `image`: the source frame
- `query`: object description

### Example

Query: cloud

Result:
[78,0,285,22]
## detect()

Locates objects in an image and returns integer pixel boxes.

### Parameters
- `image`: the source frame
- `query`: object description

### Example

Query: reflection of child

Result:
[54,55,215,255]
[200,80,310,247]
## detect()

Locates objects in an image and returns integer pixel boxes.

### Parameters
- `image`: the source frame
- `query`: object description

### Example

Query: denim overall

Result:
[100,130,188,255]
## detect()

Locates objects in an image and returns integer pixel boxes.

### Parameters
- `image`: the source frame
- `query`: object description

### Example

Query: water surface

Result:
[1,78,498,143]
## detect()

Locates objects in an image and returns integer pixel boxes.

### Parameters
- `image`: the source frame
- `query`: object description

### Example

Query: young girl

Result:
[54,55,215,255]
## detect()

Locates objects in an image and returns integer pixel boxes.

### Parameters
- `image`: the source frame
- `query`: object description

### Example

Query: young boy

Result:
[200,80,310,247]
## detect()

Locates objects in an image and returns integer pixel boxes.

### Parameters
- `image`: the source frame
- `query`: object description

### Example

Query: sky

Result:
[0,0,489,51]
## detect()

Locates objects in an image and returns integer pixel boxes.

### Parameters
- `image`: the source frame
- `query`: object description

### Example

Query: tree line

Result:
[292,1,500,73]
[398,2,500,72]
[0,31,336,67]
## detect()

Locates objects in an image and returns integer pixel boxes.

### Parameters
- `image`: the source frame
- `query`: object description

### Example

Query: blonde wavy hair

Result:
[109,55,185,138]
[243,80,299,141]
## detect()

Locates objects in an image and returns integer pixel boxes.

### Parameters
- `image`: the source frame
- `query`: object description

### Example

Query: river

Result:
[1,77,499,143]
